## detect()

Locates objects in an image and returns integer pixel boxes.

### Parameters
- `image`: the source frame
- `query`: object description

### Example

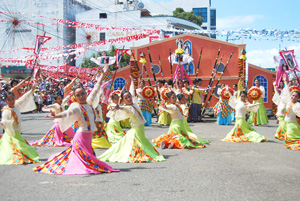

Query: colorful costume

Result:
[105,103,126,143]
[98,82,165,163]
[272,87,287,140]
[120,118,131,128]
[222,96,266,143]
[153,102,206,149]
[136,87,152,126]
[181,103,209,144]
[248,86,269,125]
[282,86,300,150]
[92,104,112,149]
[30,98,75,147]
[158,88,172,125]
[214,88,233,125]
[0,90,39,165]
[34,83,119,175]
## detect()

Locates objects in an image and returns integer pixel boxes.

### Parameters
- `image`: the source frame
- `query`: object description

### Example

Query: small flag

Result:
[34,35,51,55]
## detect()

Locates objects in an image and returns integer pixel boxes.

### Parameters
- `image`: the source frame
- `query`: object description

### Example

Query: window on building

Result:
[192,8,207,23]
[210,9,216,26]
[253,75,268,102]
[210,27,216,39]
[99,13,107,19]
[184,63,194,75]
[114,77,125,90]
[99,32,105,41]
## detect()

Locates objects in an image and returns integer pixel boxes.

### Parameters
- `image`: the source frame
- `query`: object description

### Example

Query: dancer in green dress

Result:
[98,76,165,163]
[223,91,267,143]
[105,94,126,143]
[0,87,39,165]
[248,79,269,125]
[153,91,206,149]
[178,94,209,144]
[272,82,287,140]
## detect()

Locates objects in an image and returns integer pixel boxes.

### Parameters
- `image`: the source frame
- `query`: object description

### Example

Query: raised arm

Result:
[15,82,37,112]
[64,77,77,98]
[10,76,30,98]
[87,65,108,108]
[129,75,138,104]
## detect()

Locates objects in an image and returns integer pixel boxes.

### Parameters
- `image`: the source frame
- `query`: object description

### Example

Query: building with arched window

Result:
[253,75,268,102]
[248,64,276,116]
[113,77,126,90]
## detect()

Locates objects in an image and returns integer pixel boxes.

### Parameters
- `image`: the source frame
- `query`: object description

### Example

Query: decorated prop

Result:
[110,46,125,91]
[139,52,151,86]
[90,51,116,67]
[280,50,298,71]
[220,87,234,100]
[276,50,300,86]
[202,51,234,115]
[139,52,158,119]
[142,86,155,100]
[248,87,262,101]
[169,49,173,77]
[203,48,221,104]
[289,86,300,94]
[147,47,161,100]
[161,88,173,101]
[195,47,203,80]
[158,55,163,77]
[111,90,121,96]
[32,34,52,81]
[238,49,247,89]
[111,90,123,103]
[168,39,193,84]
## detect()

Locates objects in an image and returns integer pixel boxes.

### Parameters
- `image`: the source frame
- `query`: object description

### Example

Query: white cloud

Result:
[217,15,264,29]
[247,44,300,69]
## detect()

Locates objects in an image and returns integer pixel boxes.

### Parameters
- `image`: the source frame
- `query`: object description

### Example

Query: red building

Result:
[112,33,274,115]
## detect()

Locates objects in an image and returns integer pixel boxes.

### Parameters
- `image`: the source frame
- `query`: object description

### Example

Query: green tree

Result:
[173,7,203,26]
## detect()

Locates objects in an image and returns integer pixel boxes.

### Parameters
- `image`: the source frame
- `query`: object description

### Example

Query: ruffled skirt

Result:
[248,98,269,125]
[0,131,39,165]
[30,122,75,147]
[158,111,172,125]
[275,116,286,140]
[98,125,165,163]
[142,110,152,126]
[183,119,209,144]
[92,121,112,149]
[214,99,233,125]
[222,117,267,143]
[105,118,126,143]
[153,120,206,149]
[33,131,119,175]
[216,113,232,125]
[284,121,300,150]
[120,118,131,128]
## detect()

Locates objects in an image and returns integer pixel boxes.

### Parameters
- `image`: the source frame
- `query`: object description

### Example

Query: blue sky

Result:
[144,0,300,68]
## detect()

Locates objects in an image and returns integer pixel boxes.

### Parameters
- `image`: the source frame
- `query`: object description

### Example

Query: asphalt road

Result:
[0,113,299,201]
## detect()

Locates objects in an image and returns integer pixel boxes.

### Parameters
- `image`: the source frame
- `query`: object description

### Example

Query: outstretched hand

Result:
[44,110,55,119]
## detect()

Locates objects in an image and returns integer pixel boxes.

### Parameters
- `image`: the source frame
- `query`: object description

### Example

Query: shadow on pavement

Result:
[118,166,165,172]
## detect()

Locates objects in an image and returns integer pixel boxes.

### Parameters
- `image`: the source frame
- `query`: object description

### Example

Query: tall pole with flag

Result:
[32,33,51,81]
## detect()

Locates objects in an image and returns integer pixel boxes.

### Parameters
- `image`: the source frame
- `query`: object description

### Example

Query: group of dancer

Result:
[1,66,300,175]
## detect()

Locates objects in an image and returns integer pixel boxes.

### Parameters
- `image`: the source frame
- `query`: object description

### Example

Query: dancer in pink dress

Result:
[30,94,75,147]
[33,66,119,175]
